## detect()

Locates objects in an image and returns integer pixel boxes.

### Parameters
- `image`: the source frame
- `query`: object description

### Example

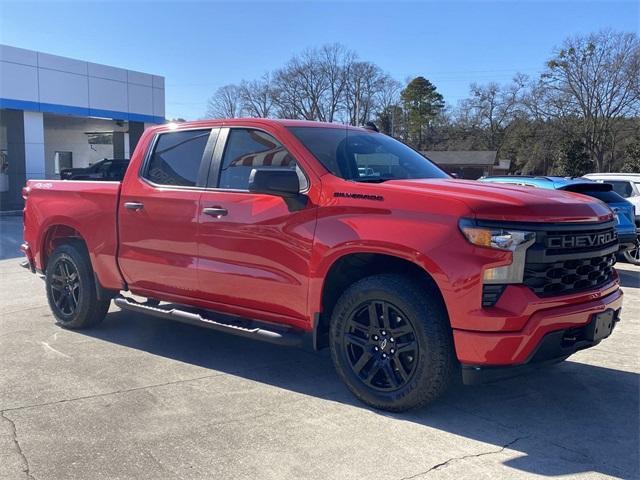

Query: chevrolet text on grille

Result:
[546,231,618,249]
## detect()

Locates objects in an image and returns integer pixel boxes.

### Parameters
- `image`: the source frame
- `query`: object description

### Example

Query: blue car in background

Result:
[479,176,637,254]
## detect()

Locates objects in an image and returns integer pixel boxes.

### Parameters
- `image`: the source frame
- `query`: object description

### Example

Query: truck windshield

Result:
[288,126,449,182]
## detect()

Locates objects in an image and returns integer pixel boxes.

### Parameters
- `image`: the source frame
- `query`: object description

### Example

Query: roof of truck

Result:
[155,118,371,131]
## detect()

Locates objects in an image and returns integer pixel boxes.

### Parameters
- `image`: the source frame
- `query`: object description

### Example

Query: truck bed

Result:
[22,179,125,291]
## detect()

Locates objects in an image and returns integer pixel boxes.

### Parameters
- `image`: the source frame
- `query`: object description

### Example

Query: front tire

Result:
[329,274,455,412]
[45,242,110,329]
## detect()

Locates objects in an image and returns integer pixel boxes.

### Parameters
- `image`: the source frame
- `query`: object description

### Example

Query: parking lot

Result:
[0,215,638,480]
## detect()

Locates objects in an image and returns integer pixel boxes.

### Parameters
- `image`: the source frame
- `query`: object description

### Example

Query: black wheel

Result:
[330,274,455,412]
[45,242,110,329]
[623,238,640,265]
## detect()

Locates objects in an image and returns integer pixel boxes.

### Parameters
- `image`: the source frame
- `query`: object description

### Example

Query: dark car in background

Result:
[60,159,129,181]
[479,176,637,260]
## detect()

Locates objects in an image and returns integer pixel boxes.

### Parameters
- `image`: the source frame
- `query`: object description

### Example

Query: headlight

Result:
[459,220,535,251]
[459,219,536,285]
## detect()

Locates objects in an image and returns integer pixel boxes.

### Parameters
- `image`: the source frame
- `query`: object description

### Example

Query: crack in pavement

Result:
[0,357,315,413]
[2,304,49,316]
[399,436,529,479]
[142,448,187,480]
[1,410,36,480]
[0,372,228,413]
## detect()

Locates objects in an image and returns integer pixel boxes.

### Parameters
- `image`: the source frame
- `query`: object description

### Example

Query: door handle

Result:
[124,201,144,211]
[202,207,228,217]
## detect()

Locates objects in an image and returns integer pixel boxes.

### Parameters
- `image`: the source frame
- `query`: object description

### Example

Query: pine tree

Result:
[400,77,444,148]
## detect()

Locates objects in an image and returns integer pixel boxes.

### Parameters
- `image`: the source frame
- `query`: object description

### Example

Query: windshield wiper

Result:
[352,177,392,183]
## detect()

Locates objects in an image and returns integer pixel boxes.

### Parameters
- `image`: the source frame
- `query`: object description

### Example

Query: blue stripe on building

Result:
[0,97,164,124]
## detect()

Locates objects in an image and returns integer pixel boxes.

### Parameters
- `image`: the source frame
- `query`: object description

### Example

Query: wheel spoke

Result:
[392,323,414,338]
[365,359,382,383]
[380,303,391,330]
[390,357,409,382]
[53,292,63,307]
[55,263,65,280]
[350,323,369,338]
[382,362,400,388]
[69,289,78,308]
[367,303,378,326]
[395,342,417,354]
[346,333,368,349]
[59,293,68,312]
[352,351,372,374]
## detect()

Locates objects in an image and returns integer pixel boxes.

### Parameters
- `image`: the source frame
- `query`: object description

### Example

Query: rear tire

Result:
[329,274,455,412]
[45,242,110,329]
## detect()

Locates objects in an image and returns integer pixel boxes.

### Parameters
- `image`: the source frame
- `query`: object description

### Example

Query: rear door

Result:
[118,128,218,300]
[196,126,317,321]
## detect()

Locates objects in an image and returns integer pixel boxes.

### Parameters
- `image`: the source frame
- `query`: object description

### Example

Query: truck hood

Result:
[385,179,614,223]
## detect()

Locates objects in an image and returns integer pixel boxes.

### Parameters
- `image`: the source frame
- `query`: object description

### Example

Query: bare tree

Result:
[376,76,402,114]
[375,77,403,135]
[272,44,355,121]
[319,43,354,122]
[535,30,640,171]
[344,62,388,125]
[206,84,243,118]
[454,75,527,153]
[274,47,330,120]
[239,75,276,118]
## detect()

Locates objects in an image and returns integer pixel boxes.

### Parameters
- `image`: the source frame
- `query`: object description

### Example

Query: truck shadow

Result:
[80,309,638,479]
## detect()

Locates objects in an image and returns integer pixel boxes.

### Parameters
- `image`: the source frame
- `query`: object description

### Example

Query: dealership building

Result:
[0,45,165,211]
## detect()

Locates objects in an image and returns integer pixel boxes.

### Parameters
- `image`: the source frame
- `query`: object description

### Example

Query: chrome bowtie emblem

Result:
[380,339,388,350]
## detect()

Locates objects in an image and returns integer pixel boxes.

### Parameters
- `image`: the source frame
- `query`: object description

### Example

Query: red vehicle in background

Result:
[21,119,623,411]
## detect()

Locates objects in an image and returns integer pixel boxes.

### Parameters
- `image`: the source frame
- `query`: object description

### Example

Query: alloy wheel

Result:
[343,300,419,391]
[49,258,81,316]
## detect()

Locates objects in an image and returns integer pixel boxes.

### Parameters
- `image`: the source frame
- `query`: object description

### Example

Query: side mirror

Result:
[249,168,301,197]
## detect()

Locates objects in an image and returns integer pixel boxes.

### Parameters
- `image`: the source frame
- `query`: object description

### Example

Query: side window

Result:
[218,129,305,190]
[607,181,633,198]
[145,130,210,187]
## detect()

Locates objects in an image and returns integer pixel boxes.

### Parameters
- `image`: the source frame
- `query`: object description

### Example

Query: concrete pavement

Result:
[0,217,638,479]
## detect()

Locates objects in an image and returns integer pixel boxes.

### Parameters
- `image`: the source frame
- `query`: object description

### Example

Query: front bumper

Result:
[453,284,623,372]
[461,305,622,384]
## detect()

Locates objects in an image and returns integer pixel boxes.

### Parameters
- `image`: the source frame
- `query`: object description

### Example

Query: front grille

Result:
[474,218,619,302]
[524,253,616,297]
[542,226,618,257]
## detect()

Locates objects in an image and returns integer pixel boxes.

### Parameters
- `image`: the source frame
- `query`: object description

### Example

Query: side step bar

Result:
[113,296,305,347]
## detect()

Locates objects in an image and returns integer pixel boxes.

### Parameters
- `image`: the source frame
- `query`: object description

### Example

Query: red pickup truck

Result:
[21,119,623,411]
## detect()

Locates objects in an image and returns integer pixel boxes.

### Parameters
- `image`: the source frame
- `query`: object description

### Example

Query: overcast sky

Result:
[1,0,638,120]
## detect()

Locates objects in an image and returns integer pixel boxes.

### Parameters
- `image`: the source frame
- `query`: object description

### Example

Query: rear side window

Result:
[606,181,634,198]
[218,128,301,190]
[575,189,628,204]
[145,130,210,187]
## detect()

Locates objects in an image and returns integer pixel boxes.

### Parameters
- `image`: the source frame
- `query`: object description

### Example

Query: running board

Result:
[113,296,305,347]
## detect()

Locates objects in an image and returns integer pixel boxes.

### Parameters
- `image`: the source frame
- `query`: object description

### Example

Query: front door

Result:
[118,128,217,300]
[197,127,316,321]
